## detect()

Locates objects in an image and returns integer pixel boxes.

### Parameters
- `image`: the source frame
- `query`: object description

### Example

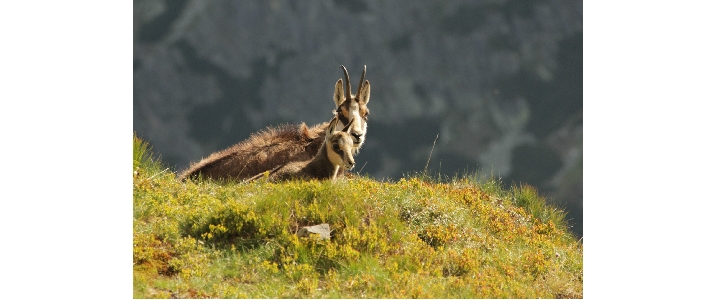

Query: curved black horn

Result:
[356,65,366,97]
[341,65,351,101]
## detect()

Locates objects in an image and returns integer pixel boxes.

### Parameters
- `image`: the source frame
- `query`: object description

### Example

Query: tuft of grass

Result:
[133,135,582,298]
[133,133,169,180]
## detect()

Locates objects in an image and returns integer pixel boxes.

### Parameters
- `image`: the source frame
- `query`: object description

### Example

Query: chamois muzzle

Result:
[345,158,355,170]
[350,132,363,144]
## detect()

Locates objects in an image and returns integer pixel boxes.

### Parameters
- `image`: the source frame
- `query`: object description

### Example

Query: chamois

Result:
[178,65,371,181]
[246,117,355,182]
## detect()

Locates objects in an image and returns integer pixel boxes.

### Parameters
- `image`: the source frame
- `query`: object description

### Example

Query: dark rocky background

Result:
[133,0,583,237]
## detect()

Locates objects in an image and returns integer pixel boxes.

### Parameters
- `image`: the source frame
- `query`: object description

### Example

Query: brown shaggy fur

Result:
[178,122,329,181]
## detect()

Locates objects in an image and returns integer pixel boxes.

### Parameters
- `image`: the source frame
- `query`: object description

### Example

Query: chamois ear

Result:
[333,79,344,108]
[326,117,338,142]
[341,118,355,133]
[357,80,370,105]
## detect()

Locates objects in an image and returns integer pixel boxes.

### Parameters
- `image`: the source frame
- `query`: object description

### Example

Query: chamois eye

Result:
[332,143,341,153]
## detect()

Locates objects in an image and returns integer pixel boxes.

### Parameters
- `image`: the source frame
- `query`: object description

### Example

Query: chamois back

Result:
[178,122,326,181]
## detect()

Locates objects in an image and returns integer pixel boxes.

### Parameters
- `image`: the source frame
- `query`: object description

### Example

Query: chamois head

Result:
[333,65,370,154]
[326,116,356,171]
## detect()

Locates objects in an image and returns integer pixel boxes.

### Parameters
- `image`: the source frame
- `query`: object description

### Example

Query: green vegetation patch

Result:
[133,135,582,298]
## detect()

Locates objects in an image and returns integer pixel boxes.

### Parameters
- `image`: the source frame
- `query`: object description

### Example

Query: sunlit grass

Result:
[133,134,582,298]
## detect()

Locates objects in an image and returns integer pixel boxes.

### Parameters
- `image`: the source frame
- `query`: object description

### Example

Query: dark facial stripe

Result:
[332,143,344,157]
[336,107,350,125]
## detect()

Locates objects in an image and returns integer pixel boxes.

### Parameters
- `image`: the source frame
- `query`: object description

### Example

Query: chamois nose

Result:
[351,132,363,142]
[346,159,355,169]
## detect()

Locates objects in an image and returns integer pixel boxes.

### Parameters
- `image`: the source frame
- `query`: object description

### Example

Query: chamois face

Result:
[334,65,371,154]
[325,117,356,170]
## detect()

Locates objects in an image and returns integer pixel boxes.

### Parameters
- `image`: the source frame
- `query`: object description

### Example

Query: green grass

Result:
[133,134,582,298]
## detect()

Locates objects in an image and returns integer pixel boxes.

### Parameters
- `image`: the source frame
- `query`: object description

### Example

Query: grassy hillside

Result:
[133,135,582,298]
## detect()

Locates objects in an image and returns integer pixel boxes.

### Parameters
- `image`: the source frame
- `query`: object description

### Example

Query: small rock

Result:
[297,223,331,240]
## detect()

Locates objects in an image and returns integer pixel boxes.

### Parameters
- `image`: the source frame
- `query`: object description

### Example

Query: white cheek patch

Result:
[341,138,355,169]
[345,115,365,155]
[353,115,367,141]
[327,147,344,166]
[350,112,364,133]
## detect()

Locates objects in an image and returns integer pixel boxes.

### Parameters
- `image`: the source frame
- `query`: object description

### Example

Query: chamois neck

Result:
[303,143,340,180]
